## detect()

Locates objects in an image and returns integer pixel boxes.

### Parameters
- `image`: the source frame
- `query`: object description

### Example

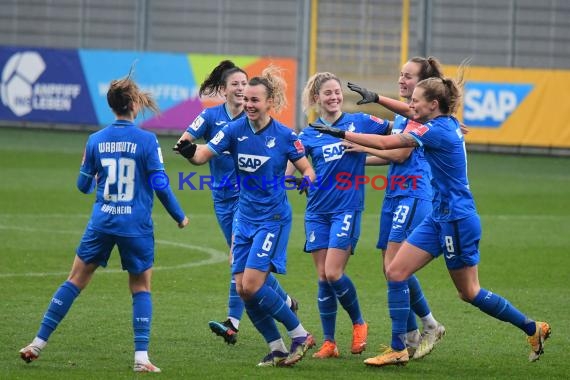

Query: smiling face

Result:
[398,61,422,100]
[409,86,440,123]
[222,71,248,108]
[315,78,342,118]
[243,83,272,123]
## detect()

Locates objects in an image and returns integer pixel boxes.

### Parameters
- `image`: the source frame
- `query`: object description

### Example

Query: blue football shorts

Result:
[213,196,239,247]
[76,226,154,275]
[304,210,361,254]
[407,213,481,270]
[377,196,432,250]
[231,219,291,275]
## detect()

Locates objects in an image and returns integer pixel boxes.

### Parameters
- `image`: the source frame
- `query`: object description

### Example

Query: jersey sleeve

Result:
[185,110,208,139]
[207,123,233,156]
[77,136,96,193]
[407,120,443,149]
[79,136,96,176]
[287,131,306,162]
[359,113,390,135]
[146,134,166,173]
[298,130,311,157]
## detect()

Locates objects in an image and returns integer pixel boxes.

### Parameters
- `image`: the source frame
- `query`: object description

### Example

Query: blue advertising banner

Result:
[463,82,534,128]
[0,47,97,124]
[78,50,196,128]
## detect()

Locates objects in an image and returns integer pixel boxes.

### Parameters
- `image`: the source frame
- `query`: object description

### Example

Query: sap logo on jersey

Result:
[237,153,270,172]
[322,142,346,162]
[463,82,533,127]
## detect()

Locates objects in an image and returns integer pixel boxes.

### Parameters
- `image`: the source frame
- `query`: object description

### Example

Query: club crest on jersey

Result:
[237,153,270,172]
[322,142,346,162]
[265,136,276,148]
[347,122,356,132]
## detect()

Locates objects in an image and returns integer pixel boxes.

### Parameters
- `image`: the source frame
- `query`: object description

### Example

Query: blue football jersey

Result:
[80,120,170,236]
[385,114,433,200]
[207,117,305,224]
[408,115,477,221]
[186,103,243,201]
[300,112,389,213]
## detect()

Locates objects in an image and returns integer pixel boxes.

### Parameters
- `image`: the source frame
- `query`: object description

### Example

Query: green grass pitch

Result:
[0,127,568,379]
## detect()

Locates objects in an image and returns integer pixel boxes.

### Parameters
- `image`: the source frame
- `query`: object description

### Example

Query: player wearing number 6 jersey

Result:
[175,66,316,367]
[313,64,551,367]
[19,71,189,373]
[176,61,298,345]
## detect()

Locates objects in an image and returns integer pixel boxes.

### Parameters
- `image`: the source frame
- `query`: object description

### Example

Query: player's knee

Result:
[385,263,408,282]
[324,270,343,283]
[239,282,262,301]
[456,289,477,303]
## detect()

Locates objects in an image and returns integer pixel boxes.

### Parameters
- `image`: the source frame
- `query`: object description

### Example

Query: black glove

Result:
[284,177,310,195]
[310,123,345,139]
[173,140,197,159]
[347,82,379,105]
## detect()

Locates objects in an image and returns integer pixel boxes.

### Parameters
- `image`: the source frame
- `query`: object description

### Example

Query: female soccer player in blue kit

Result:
[344,57,448,359]
[313,67,551,367]
[176,60,296,345]
[289,72,391,359]
[19,73,189,373]
[175,66,317,367]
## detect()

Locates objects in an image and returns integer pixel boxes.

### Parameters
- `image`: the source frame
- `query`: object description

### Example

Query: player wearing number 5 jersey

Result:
[290,72,390,359]
[313,65,551,367]
[19,72,189,373]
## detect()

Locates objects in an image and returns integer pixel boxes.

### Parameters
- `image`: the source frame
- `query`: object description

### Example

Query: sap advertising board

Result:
[462,82,533,128]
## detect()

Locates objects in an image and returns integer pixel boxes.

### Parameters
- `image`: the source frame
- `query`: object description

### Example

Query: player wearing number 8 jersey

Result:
[19,71,189,373]
[345,57,449,358]
[313,64,551,367]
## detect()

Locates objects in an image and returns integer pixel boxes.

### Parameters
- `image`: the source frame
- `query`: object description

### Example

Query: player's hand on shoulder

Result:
[178,216,189,228]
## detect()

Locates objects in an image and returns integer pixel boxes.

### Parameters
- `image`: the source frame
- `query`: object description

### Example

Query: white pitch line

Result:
[0,225,227,278]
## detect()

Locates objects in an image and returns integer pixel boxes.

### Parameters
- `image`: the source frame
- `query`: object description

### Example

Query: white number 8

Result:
[444,235,455,253]
[101,157,135,202]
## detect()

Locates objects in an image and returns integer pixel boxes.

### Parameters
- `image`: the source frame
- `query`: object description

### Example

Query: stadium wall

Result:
[1,0,569,153]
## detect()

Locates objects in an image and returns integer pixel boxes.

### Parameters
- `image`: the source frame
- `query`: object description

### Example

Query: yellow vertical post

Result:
[308,0,319,123]
[400,0,410,69]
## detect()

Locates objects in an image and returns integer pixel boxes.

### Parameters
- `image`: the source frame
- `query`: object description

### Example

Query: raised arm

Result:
[348,82,413,118]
